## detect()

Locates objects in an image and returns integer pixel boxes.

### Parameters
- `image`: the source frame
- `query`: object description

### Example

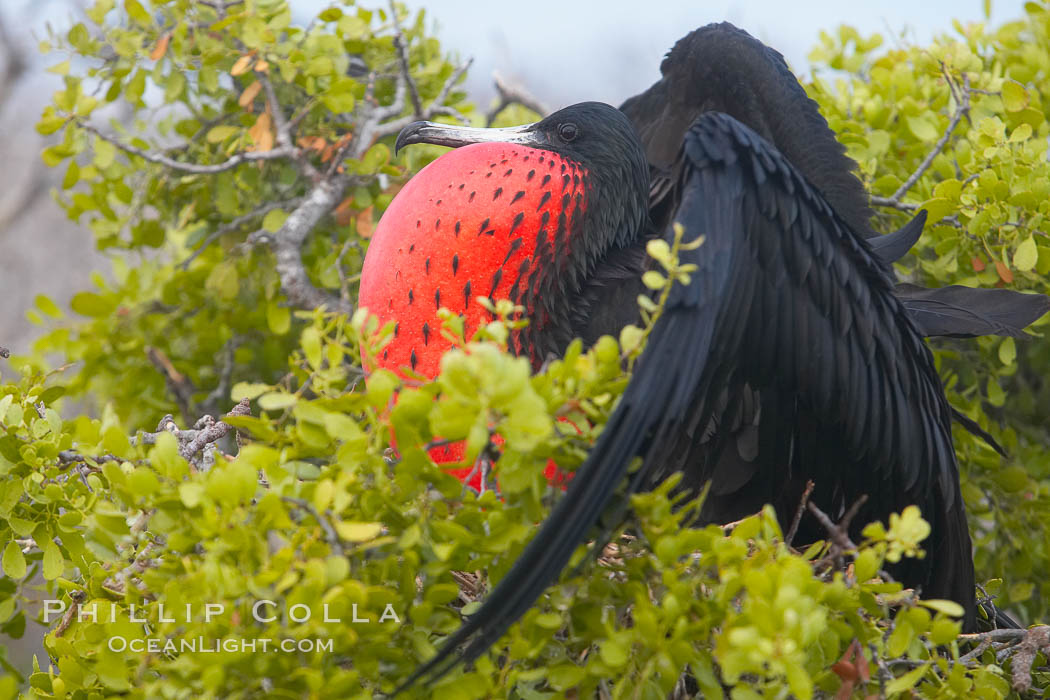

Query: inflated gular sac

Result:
[359,142,586,487]
[360,142,588,378]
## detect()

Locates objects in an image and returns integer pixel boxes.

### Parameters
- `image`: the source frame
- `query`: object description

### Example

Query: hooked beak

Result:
[395,121,548,155]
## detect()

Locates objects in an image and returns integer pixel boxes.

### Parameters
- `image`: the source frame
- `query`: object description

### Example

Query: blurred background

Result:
[0,0,1027,356]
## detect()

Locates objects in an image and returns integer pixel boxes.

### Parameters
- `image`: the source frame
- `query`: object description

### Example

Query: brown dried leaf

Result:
[254,59,270,73]
[333,197,354,227]
[356,205,375,238]
[971,256,986,272]
[231,53,256,76]
[238,80,262,109]
[831,639,869,700]
[995,260,1014,284]
[150,33,171,61]
[248,112,274,152]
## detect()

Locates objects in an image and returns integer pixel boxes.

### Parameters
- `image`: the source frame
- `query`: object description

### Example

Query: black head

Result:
[397,101,650,251]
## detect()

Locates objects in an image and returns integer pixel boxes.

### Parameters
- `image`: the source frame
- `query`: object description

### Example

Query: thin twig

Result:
[785,480,816,546]
[485,71,550,126]
[202,337,241,415]
[883,71,971,206]
[58,451,121,465]
[283,496,345,556]
[389,1,424,119]
[179,196,304,269]
[196,0,245,9]
[78,121,298,175]
[260,74,319,179]
[807,500,859,551]
[146,346,196,424]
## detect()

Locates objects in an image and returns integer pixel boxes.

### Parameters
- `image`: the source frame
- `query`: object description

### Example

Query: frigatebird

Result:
[357,22,1050,691]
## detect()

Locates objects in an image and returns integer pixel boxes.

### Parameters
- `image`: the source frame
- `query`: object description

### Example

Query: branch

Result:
[58,450,121,465]
[785,480,815,547]
[259,73,319,179]
[77,120,299,175]
[0,11,28,107]
[178,196,304,269]
[869,196,918,212]
[146,346,196,425]
[102,540,160,596]
[176,398,251,463]
[485,71,551,126]
[806,496,868,577]
[201,337,241,416]
[130,399,251,470]
[954,626,1050,690]
[389,1,424,119]
[196,0,244,9]
[877,71,970,207]
[282,496,345,556]
[270,175,356,314]
[365,58,472,145]
[807,498,861,552]
[54,590,86,638]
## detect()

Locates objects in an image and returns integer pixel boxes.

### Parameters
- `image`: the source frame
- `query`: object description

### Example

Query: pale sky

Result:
[380,0,1029,107]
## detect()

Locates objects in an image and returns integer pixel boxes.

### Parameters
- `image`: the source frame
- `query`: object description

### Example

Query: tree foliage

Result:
[1,0,1049,697]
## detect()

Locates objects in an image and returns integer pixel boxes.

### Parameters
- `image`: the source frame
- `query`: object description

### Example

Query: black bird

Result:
[360,22,1049,691]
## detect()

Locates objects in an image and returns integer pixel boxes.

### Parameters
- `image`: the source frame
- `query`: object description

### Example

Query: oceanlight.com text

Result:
[107,636,335,654]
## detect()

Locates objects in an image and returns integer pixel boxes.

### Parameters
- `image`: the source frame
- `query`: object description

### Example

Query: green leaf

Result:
[854,547,881,582]
[599,638,628,668]
[919,599,965,617]
[42,541,64,580]
[334,521,382,542]
[361,142,391,172]
[307,56,335,76]
[258,392,298,411]
[1002,80,1029,112]
[262,209,287,232]
[547,664,586,691]
[70,292,116,318]
[266,304,291,335]
[996,465,1029,492]
[918,197,953,222]
[2,541,26,579]
[885,663,929,695]
[47,60,71,76]
[998,336,1016,365]
[907,115,939,141]
[35,295,63,319]
[1009,123,1033,142]
[1014,234,1038,271]
[124,0,152,26]
[94,138,116,168]
[301,326,323,369]
[206,125,239,143]
[178,482,204,508]
[641,271,666,290]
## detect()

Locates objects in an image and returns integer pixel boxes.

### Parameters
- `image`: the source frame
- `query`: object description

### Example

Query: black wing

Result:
[398,112,977,692]
[895,283,1050,339]
[621,23,1050,343]
[620,22,877,240]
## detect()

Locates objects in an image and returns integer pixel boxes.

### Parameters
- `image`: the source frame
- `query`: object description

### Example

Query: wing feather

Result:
[398,111,978,694]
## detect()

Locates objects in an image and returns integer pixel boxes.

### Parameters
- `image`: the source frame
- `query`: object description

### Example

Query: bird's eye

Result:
[558,123,578,142]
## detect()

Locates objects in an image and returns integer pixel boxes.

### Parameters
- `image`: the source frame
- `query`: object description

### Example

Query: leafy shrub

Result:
[1,1,1049,697]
